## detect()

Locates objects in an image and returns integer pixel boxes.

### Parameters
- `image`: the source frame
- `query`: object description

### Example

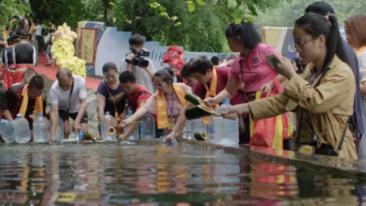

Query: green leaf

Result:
[174,22,182,27]
[112,17,117,23]
[109,2,115,6]
[170,16,178,21]
[164,25,170,30]
[235,17,242,24]
[187,1,195,13]
[246,16,254,22]
[160,12,169,19]
[195,0,206,6]
[247,3,257,16]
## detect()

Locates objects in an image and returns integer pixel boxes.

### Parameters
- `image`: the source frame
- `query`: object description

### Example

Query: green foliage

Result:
[254,0,366,31]
[24,0,294,52]
[0,0,29,34]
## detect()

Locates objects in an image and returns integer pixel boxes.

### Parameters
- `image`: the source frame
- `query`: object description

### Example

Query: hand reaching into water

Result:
[73,121,81,133]
[165,131,176,141]
[117,134,127,142]
[49,135,56,145]
[118,120,129,128]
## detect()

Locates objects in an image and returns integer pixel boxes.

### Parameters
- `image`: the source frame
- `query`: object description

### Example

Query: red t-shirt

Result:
[126,85,151,112]
[193,66,242,105]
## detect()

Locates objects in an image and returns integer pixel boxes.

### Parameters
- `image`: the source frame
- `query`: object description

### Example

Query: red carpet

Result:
[35,54,100,90]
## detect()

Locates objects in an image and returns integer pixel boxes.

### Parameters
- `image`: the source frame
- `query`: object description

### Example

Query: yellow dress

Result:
[248,56,357,159]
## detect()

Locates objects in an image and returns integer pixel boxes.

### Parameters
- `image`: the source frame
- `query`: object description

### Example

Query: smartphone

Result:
[265,55,277,69]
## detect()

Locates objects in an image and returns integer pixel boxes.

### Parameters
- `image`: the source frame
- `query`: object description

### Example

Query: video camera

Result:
[129,47,150,68]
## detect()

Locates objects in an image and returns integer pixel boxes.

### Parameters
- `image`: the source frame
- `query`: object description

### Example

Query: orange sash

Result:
[202,67,219,124]
[156,83,187,129]
[19,85,43,118]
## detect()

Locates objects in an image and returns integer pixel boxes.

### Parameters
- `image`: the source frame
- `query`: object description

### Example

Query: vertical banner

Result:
[263,27,297,60]
[80,28,97,70]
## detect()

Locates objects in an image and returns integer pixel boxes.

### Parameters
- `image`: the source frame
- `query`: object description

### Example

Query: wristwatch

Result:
[125,59,132,64]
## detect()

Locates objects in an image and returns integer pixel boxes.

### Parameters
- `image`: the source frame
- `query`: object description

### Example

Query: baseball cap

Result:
[305,1,335,16]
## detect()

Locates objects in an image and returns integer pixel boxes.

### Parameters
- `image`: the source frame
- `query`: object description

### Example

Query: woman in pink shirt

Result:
[205,20,286,144]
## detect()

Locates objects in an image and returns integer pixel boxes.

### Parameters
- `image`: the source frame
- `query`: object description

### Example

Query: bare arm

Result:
[49,104,59,141]
[2,110,14,121]
[75,98,87,123]
[96,94,106,121]
[142,67,155,78]
[125,107,148,123]
[120,124,139,140]
[127,63,132,72]
[171,102,193,134]
[211,78,240,104]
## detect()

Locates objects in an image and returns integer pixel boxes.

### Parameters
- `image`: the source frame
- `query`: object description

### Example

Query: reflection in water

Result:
[0,142,364,205]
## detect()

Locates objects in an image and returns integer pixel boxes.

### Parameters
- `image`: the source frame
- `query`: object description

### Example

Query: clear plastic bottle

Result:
[0,119,15,143]
[14,114,31,143]
[49,117,64,143]
[209,116,215,143]
[124,110,140,140]
[191,118,208,140]
[183,120,192,139]
[101,111,116,141]
[214,98,239,147]
[78,127,84,143]
[140,113,155,140]
[33,113,49,143]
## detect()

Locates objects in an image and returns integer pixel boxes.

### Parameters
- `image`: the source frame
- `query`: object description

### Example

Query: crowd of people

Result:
[1,1,366,160]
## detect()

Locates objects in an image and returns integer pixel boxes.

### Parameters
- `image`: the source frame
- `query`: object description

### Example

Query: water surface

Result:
[0,142,365,205]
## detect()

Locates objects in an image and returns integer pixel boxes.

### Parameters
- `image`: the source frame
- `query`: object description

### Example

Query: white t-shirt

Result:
[35,25,42,36]
[48,75,87,113]
[119,58,156,93]
[358,49,366,83]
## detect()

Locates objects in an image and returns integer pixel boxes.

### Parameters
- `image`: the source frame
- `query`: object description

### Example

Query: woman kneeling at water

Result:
[118,69,192,140]
[96,62,127,136]
[222,13,357,159]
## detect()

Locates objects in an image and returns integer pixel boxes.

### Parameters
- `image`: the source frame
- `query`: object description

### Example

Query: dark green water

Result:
[0,142,365,205]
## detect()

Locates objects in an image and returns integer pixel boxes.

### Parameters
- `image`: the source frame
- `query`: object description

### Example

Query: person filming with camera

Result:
[120,34,156,93]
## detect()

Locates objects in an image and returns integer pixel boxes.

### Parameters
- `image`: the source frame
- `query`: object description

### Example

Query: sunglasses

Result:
[153,82,166,87]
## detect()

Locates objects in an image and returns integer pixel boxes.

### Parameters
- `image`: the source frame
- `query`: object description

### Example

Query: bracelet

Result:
[125,59,132,64]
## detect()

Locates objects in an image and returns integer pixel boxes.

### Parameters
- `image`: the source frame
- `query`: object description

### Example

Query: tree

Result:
[112,0,292,52]
[254,0,366,31]
[0,0,29,33]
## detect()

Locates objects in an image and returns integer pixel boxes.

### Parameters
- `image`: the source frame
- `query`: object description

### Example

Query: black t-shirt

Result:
[97,81,126,116]
[14,43,34,64]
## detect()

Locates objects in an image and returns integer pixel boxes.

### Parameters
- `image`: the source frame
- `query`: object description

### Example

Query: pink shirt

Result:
[230,43,280,92]
[142,83,192,120]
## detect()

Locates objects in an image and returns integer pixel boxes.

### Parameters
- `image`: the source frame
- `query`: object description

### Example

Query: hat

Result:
[305,1,335,16]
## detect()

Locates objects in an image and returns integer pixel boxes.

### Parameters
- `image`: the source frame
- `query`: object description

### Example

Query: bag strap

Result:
[238,61,248,133]
[132,90,151,112]
[135,91,150,104]
[239,61,248,103]
[348,52,359,134]
[338,120,349,151]
[66,81,74,113]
